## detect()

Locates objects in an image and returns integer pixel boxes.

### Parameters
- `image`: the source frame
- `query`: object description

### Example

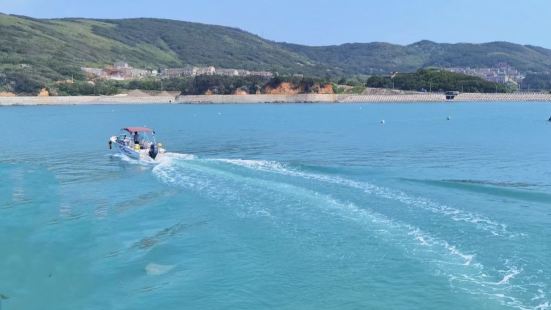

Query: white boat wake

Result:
[149,153,549,310]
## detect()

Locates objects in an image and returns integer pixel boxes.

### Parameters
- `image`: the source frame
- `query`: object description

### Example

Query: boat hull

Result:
[116,143,142,160]
[109,135,165,162]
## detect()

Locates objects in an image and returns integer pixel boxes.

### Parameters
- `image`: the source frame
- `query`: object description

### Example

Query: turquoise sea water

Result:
[1,103,550,309]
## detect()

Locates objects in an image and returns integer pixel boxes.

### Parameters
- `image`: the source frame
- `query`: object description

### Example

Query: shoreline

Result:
[1,93,551,105]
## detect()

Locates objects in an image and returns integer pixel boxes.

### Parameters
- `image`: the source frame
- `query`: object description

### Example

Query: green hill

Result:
[2,13,551,94]
[281,40,551,75]
[0,14,324,93]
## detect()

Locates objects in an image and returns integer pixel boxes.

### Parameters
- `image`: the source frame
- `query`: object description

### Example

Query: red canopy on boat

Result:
[123,127,153,133]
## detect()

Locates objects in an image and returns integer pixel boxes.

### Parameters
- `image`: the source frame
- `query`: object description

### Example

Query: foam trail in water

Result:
[496,270,518,285]
[110,153,153,166]
[111,152,196,167]
[154,156,549,309]
[163,152,197,161]
[152,156,547,309]
[155,157,474,259]
[320,197,547,310]
[154,157,479,269]
[214,159,516,238]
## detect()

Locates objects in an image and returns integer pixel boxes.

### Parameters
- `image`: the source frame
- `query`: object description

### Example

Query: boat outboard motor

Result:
[108,140,112,150]
[149,143,159,159]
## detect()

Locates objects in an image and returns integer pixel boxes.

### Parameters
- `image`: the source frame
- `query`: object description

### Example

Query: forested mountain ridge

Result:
[2,13,551,93]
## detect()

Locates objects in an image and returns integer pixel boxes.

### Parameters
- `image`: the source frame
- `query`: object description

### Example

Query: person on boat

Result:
[133,132,140,146]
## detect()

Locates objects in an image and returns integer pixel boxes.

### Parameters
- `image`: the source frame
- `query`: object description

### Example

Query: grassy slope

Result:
[409,41,551,72]
[282,40,551,75]
[0,14,323,82]
[90,18,321,73]
[0,14,185,88]
[281,42,427,74]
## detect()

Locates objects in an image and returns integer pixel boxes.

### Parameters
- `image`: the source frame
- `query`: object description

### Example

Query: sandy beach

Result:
[1,93,551,106]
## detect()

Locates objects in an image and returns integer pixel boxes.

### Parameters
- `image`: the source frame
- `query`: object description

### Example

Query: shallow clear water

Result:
[1,103,550,309]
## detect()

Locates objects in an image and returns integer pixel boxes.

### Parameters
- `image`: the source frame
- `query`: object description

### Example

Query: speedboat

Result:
[109,127,166,161]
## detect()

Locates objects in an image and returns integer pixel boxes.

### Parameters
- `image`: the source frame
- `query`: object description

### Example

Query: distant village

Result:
[83,62,526,86]
[81,62,274,81]
[445,63,524,85]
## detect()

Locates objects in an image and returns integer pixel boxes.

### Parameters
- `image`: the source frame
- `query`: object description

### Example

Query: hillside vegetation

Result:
[54,75,335,96]
[366,69,511,93]
[522,73,551,91]
[282,40,551,75]
[2,13,551,94]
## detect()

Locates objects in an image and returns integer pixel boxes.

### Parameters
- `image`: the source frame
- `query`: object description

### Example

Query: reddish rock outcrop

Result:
[316,83,335,94]
[38,88,50,97]
[262,82,301,95]
[0,91,16,97]
[262,82,334,95]
[234,88,249,95]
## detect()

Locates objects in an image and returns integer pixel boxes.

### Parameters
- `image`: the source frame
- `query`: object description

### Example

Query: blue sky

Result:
[1,0,550,47]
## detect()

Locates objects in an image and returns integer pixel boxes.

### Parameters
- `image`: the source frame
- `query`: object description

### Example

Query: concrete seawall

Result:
[452,93,551,102]
[176,94,445,103]
[0,95,176,105]
[176,93,551,103]
[176,94,338,104]
[1,93,551,106]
